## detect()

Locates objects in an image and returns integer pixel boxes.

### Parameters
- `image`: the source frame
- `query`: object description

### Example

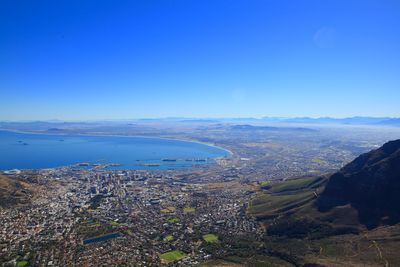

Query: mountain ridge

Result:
[247,139,400,266]
[317,139,400,228]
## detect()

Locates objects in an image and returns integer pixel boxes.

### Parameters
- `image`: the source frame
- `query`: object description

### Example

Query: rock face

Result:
[318,139,400,228]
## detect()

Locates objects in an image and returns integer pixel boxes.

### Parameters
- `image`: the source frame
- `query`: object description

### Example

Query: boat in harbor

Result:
[162,158,177,162]
[142,163,161,167]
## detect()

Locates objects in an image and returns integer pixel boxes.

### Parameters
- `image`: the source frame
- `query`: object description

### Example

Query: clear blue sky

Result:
[1,0,400,120]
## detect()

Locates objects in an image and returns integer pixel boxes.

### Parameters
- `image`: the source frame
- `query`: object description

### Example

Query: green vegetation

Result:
[183,207,195,213]
[161,206,176,213]
[78,221,114,239]
[203,233,218,243]
[266,176,325,194]
[245,175,381,266]
[260,181,271,189]
[245,142,400,266]
[160,250,186,263]
[312,157,325,164]
[164,234,174,241]
[249,190,315,218]
[110,220,126,227]
[249,176,330,220]
[16,260,29,267]
[166,217,179,223]
[88,194,106,209]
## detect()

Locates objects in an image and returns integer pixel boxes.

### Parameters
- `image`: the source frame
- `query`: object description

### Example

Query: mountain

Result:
[246,140,400,266]
[230,124,318,132]
[317,139,400,228]
[0,174,36,208]
[179,119,221,123]
[377,118,400,126]
[262,116,400,125]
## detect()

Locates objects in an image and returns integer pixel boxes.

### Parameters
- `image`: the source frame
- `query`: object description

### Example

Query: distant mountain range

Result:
[262,116,400,125]
[137,116,400,126]
[1,116,400,129]
[140,116,400,125]
[230,124,318,132]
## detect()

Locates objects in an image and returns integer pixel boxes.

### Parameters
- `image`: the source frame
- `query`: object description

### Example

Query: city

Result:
[1,122,400,266]
[1,0,400,266]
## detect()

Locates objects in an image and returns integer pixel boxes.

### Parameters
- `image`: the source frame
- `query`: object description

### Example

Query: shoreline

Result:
[0,128,233,156]
[0,129,233,171]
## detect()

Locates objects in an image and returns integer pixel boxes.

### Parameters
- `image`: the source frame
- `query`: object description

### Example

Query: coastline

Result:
[0,128,233,156]
[0,129,233,171]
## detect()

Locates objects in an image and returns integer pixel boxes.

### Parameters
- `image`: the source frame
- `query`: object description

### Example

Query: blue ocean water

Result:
[0,131,229,170]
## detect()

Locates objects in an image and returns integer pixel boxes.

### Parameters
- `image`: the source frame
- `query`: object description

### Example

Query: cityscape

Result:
[1,121,400,266]
[2,0,400,266]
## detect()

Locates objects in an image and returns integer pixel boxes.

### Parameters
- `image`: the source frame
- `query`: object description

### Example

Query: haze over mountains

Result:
[1,116,400,126]
[263,117,400,125]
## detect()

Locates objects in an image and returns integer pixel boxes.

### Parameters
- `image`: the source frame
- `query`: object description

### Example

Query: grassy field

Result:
[77,221,114,239]
[160,250,186,263]
[248,176,330,219]
[161,206,176,213]
[266,176,326,194]
[16,261,28,267]
[164,234,174,241]
[249,189,316,219]
[183,207,195,213]
[110,220,126,227]
[166,217,179,223]
[203,234,218,243]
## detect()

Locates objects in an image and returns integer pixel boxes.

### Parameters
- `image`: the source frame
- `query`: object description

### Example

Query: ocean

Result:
[0,130,229,170]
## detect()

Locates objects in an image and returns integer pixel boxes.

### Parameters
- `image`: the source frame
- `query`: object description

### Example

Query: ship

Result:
[162,158,177,162]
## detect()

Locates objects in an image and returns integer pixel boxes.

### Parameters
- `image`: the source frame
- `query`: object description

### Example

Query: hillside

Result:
[246,139,400,266]
[0,174,35,208]
[318,139,400,228]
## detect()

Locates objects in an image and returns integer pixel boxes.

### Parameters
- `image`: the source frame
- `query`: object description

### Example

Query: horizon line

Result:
[0,115,399,123]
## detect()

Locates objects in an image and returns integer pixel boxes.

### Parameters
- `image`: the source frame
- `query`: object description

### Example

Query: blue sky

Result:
[1,0,400,120]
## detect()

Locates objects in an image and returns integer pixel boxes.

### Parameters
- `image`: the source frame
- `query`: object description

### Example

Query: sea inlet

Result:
[0,130,230,170]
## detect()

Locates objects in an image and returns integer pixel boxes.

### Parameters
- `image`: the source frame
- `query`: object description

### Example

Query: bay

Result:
[0,130,230,170]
